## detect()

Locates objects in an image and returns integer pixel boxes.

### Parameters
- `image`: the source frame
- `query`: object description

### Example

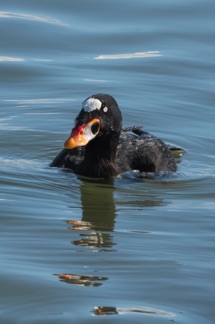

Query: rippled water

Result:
[1,0,215,323]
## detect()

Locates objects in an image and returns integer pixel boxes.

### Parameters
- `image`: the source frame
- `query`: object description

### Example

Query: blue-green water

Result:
[0,1,215,323]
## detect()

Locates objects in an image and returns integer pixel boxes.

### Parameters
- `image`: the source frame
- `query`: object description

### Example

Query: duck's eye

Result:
[103,107,108,113]
[91,122,100,135]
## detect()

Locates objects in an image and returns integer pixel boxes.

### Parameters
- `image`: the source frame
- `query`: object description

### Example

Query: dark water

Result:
[0,0,215,323]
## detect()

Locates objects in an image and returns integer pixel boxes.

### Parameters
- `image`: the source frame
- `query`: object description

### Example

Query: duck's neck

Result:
[76,132,120,178]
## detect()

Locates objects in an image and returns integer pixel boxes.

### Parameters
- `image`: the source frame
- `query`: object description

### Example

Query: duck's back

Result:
[115,130,177,174]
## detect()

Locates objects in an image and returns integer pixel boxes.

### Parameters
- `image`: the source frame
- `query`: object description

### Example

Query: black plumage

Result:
[50,94,177,178]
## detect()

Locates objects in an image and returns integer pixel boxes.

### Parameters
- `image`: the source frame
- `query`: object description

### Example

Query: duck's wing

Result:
[116,130,177,173]
[122,126,143,134]
[50,147,84,170]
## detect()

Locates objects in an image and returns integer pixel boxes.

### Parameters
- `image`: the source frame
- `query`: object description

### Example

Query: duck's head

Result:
[64,94,122,149]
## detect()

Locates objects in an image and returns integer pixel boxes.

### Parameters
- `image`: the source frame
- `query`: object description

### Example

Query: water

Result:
[0,0,215,323]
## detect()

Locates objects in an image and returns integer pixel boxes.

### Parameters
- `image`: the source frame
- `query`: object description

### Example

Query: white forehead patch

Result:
[82,98,102,112]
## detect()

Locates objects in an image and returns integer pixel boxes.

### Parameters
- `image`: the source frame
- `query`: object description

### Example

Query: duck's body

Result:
[51,128,176,177]
[50,94,177,178]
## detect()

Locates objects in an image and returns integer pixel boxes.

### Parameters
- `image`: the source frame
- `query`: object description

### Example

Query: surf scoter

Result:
[50,93,177,178]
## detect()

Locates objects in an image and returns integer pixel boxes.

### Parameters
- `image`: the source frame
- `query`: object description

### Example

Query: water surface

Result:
[0,0,215,323]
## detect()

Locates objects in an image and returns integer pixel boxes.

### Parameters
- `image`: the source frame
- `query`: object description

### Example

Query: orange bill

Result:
[64,118,100,149]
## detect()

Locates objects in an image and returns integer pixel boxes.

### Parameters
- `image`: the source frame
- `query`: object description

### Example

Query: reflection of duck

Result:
[51,94,176,178]
[67,176,166,249]
[54,273,108,287]
[68,180,116,249]
[80,181,116,231]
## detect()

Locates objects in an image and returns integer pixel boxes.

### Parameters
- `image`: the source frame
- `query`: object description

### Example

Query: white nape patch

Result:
[82,98,102,112]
